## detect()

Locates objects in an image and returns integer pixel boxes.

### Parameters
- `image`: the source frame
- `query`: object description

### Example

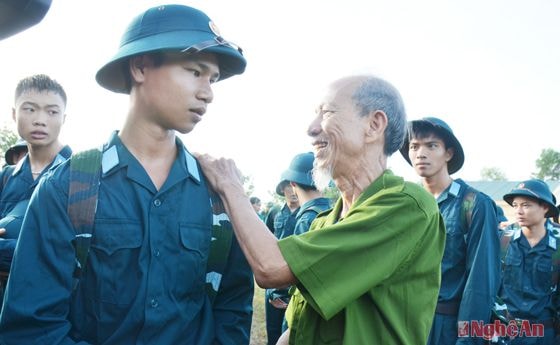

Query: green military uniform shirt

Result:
[279,170,446,345]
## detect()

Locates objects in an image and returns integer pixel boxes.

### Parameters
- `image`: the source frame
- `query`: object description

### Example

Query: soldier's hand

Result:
[270,297,288,309]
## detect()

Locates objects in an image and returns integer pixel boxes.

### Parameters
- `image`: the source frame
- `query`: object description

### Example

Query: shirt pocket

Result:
[534,261,553,294]
[90,220,142,305]
[442,219,466,267]
[502,254,522,290]
[176,223,211,294]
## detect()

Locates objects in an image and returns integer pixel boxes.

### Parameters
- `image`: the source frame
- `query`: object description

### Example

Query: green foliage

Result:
[322,184,340,203]
[0,124,18,164]
[533,148,560,180]
[242,174,255,196]
[480,167,507,181]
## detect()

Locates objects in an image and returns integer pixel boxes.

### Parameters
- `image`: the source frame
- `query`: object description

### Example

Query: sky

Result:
[0,0,559,201]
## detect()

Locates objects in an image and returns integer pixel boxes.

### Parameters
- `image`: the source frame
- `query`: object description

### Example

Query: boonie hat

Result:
[276,152,316,196]
[4,138,28,165]
[503,179,559,218]
[96,4,246,93]
[400,116,465,175]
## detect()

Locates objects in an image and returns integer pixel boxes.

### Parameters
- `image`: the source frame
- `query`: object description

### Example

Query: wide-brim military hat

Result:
[503,179,559,218]
[400,116,465,175]
[4,138,28,165]
[96,4,246,94]
[275,152,316,196]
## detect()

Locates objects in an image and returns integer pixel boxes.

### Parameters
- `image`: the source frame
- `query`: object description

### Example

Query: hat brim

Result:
[276,180,290,196]
[96,31,246,94]
[503,190,560,218]
[400,120,465,175]
[4,145,28,165]
[280,170,314,189]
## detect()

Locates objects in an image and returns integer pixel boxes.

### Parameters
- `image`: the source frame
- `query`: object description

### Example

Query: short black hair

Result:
[408,121,455,150]
[15,74,67,106]
[293,182,317,192]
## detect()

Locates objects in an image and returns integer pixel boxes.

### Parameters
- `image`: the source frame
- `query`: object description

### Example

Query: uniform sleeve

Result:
[457,194,500,345]
[0,172,91,345]
[212,231,254,345]
[278,191,440,320]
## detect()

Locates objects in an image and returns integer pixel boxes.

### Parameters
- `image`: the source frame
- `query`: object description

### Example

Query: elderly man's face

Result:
[308,78,369,183]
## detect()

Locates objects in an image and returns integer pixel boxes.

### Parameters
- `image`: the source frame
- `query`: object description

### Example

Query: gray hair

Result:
[352,76,406,156]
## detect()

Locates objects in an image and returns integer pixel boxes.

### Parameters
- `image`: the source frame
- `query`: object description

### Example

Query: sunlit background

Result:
[1,0,558,200]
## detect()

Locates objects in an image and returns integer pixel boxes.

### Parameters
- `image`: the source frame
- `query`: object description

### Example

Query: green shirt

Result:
[279,170,445,345]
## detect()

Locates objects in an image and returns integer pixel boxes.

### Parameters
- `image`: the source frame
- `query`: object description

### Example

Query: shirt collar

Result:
[100,131,200,184]
[11,145,72,176]
[512,224,557,250]
[436,179,462,203]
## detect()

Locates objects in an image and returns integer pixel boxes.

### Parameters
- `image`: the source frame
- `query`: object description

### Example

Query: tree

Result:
[533,148,560,180]
[0,124,18,165]
[242,174,255,196]
[480,167,507,181]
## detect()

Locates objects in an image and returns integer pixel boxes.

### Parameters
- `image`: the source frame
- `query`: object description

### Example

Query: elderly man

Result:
[197,75,446,344]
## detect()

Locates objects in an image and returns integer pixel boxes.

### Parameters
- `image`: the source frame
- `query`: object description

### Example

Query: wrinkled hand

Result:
[499,221,511,230]
[269,297,289,309]
[194,153,244,194]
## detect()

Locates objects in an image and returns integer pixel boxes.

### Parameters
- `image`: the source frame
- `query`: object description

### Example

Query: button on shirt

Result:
[0,133,253,345]
[500,227,560,321]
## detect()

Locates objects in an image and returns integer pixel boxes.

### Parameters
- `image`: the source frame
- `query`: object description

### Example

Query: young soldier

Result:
[500,179,560,344]
[0,75,71,295]
[400,117,501,345]
[0,5,252,344]
[198,75,446,344]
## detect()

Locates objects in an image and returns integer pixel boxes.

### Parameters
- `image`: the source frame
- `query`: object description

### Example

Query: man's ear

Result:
[445,147,455,162]
[129,55,149,84]
[11,107,16,122]
[365,110,388,144]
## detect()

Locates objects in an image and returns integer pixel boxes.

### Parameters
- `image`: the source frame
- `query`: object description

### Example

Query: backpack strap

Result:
[548,224,560,288]
[68,148,102,290]
[205,190,233,304]
[461,188,476,230]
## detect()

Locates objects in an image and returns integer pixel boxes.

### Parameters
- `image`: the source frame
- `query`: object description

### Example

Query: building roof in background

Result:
[466,180,560,202]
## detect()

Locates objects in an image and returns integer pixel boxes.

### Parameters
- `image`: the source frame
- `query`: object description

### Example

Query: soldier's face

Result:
[511,196,548,228]
[12,90,66,149]
[408,135,453,179]
[136,52,220,134]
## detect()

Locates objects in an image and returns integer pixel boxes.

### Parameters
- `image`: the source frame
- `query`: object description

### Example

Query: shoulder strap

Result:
[205,190,233,304]
[68,148,102,290]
